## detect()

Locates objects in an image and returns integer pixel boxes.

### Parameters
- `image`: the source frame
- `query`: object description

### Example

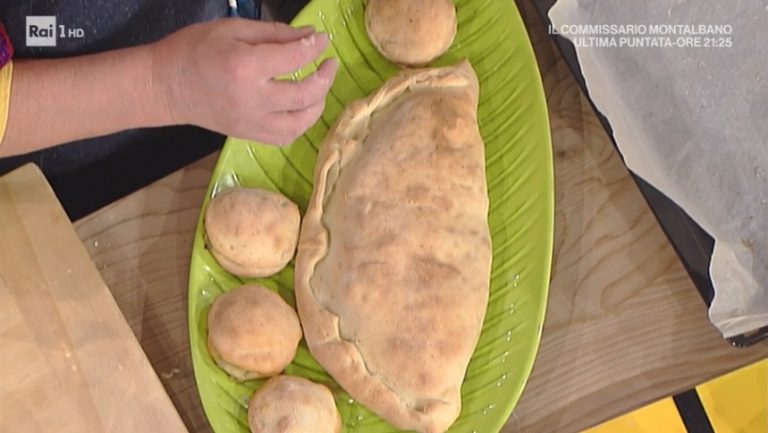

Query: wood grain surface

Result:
[72,2,767,432]
[75,160,215,433]
[0,164,188,433]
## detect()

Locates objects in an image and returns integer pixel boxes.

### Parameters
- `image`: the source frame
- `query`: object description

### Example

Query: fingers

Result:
[259,101,326,145]
[234,59,336,144]
[266,58,338,111]
[227,19,316,44]
[258,32,330,77]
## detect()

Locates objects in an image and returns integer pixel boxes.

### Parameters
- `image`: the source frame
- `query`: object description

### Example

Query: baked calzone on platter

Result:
[295,60,491,433]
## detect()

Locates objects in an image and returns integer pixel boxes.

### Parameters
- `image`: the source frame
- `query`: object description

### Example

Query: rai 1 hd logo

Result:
[26,16,85,47]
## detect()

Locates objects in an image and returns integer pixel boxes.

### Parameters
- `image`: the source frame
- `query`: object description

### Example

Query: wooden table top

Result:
[72,2,767,432]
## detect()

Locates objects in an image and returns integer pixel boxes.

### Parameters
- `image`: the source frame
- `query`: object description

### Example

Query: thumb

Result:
[226,19,316,44]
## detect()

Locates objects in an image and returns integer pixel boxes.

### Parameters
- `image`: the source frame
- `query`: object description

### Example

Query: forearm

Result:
[0,45,171,157]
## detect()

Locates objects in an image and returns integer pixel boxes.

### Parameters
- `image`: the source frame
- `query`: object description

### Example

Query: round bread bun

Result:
[205,187,300,278]
[365,0,457,66]
[207,285,302,381]
[248,376,341,433]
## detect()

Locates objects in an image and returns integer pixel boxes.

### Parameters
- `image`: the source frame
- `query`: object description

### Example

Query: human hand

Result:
[151,19,337,145]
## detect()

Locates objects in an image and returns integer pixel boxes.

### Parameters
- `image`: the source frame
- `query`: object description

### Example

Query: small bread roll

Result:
[248,376,341,433]
[205,187,300,278]
[365,0,457,66]
[207,285,302,381]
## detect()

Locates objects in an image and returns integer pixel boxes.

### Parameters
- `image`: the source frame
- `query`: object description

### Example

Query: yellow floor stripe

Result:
[582,398,687,433]
[697,359,768,433]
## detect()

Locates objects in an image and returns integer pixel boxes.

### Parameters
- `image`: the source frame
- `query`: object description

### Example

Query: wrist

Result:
[140,43,176,128]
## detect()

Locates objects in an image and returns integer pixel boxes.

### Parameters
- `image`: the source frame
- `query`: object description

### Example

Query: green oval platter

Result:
[188,0,554,432]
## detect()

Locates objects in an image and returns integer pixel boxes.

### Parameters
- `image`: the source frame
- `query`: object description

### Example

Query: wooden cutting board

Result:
[0,164,188,433]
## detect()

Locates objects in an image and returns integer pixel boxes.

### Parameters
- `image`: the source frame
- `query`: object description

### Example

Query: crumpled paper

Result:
[549,0,768,337]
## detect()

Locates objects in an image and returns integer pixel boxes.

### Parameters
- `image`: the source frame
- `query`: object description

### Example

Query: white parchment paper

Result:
[549,0,768,337]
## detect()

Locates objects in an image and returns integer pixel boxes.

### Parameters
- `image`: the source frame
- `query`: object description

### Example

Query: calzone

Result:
[295,60,491,433]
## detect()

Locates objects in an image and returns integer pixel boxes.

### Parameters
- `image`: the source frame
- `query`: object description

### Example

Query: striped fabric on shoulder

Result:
[0,23,12,68]
[0,23,12,146]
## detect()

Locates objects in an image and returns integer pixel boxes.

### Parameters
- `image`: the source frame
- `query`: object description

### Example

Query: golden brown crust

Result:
[247,376,341,433]
[295,60,490,433]
[207,285,302,381]
[365,0,457,66]
[204,187,300,278]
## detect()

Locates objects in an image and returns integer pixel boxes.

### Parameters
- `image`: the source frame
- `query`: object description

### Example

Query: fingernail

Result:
[325,58,339,72]
[301,34,316,46]
[302,32,329,47]
[318,58,338,83]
